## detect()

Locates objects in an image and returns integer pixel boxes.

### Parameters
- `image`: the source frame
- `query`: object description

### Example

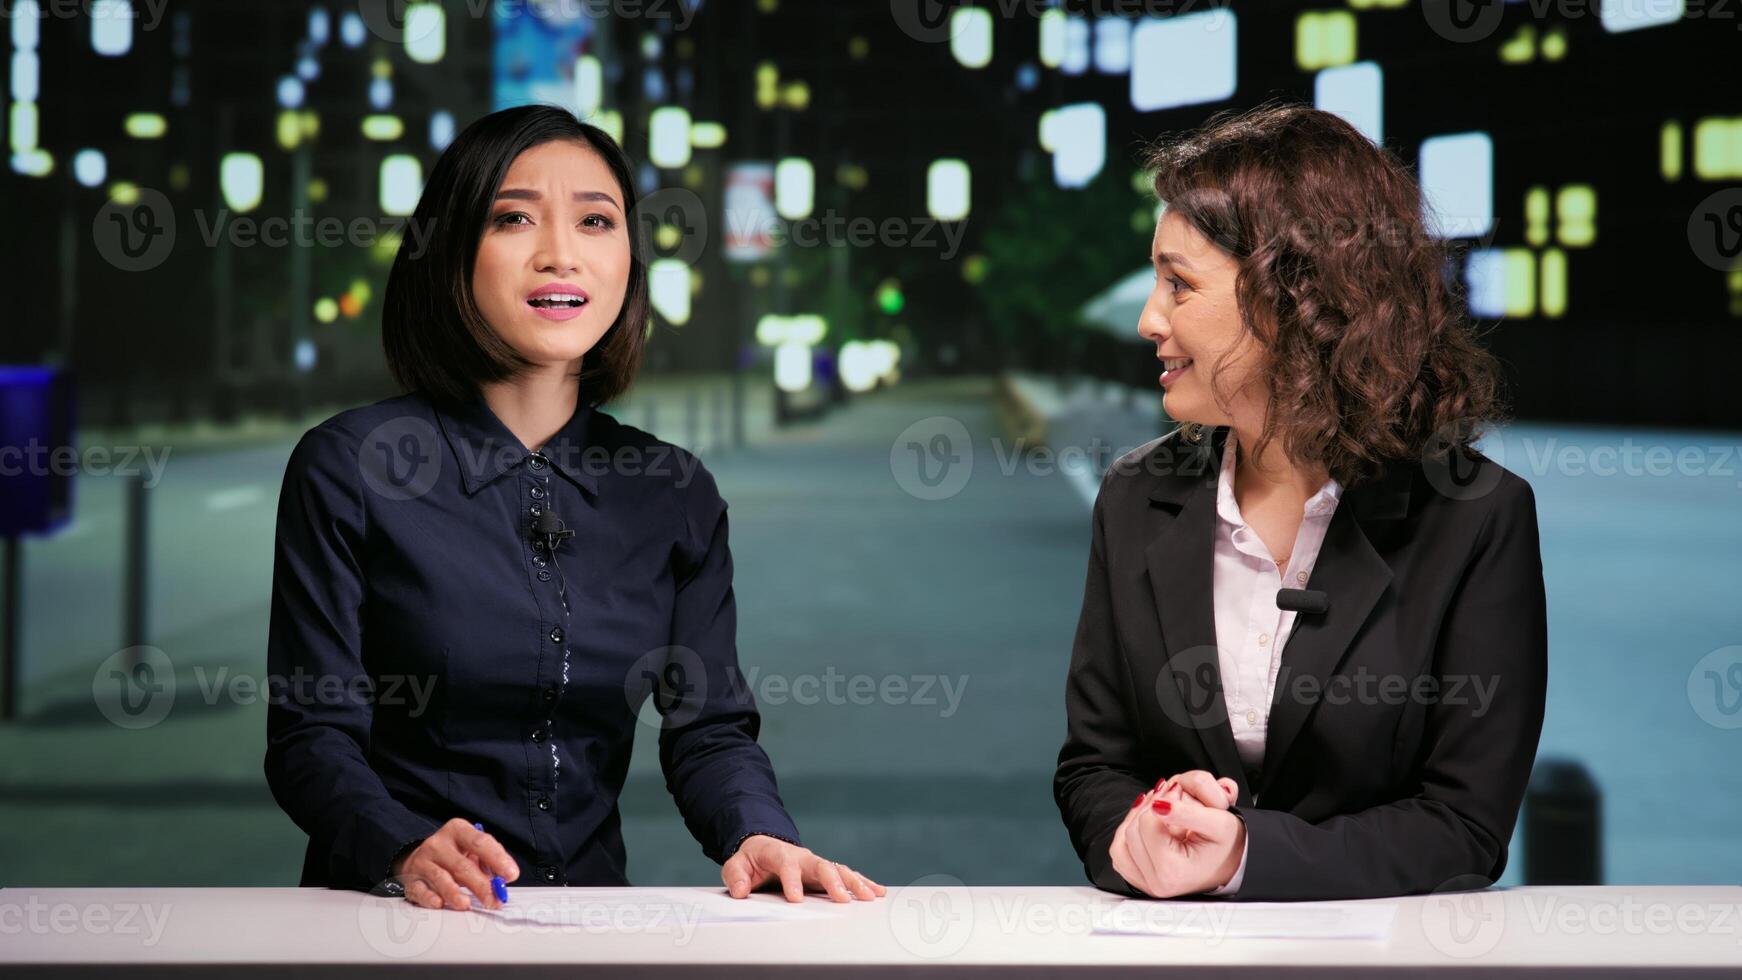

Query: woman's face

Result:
[472,139,631,369]
[1138,209,1268,429]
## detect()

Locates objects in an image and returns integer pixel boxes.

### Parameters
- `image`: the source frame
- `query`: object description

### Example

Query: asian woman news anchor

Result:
[264,105,884,911]
[1054,104,1548,901]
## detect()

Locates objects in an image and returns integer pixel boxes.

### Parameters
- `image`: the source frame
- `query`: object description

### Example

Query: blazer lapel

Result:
[1255,458,1410,800]
[1142,427,1251,801]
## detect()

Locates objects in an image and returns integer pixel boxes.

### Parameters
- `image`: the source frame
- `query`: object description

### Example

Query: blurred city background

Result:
[2,0,1740,891]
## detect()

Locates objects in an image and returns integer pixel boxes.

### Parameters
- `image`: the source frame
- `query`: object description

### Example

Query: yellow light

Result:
[1541,27,1567,60]
[1499,25,1535,64]
[362,115,405,141]
[110,181,139,204]
[307,178,328,203]
[690,121,727,148]
[1540,249,1566,318]
[349,278,373,306]
[849,36,870,61]
[1692,117,1742,179]
[124,112,166,139]
[1295,11,1356,71]
[782,81,810,111]
[1524,186,1549,247]
[314,298,339,323]
[300,110,320,140]
[1503,248,1536,317]
[10,103,39,152]
[1555,184,1596,247]
[1661,121,1683,181]
[277,110,302,151]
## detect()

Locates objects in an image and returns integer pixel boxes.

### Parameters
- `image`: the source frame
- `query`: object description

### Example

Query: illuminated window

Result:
[1465,248,1535,318]
[574,56,603,117]
[951,8,992,69]
[1039,9,1066,68]
[1050,103,1106,189]
[220,153,265,213]
[1093,18,1131,74]
[91,0,132,57]
[1556,185,1596,247]
[649,106,693,169]
[379,154,422,216]
[404,3,445,64]
[775,157,813,220]
[927,159,971,222]
[1130,11,1237,112]
[1295,10,1355,71]
[1419,132,1493,239]
[1600,0,1683,32]
[649,259,691,325]
[1062,15,1090,75]
[1313,61,1382,145]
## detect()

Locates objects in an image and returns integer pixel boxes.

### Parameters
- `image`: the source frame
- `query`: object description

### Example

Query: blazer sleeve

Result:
[1232,475,1549,900]
[1054,470,1152,898]
[656,452,803,864]
[263,424,440,889]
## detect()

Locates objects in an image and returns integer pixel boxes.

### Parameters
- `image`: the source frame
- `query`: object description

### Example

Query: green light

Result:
[876,279,904,316]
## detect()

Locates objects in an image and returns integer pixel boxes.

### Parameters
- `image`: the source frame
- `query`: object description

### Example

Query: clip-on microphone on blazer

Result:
[1276,588,1330,615]
[533,508,575,556]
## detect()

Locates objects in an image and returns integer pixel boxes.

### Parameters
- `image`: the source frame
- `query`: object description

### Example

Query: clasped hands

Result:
[1109,769,1246,898]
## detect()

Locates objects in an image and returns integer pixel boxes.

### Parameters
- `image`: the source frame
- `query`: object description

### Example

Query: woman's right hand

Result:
[1109,771,1238,897]
[391,818,520,910]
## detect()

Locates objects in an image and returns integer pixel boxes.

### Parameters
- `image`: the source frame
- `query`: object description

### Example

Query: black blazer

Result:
[1054,424,1547,901]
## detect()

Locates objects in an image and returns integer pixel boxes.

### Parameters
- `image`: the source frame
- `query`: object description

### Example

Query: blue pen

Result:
[472,822,510,905]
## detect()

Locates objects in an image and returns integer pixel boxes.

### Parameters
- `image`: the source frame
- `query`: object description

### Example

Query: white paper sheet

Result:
[1094,900,1396,941]
[471,888,841,928]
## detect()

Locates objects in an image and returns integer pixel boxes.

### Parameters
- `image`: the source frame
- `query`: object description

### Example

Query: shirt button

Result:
[530,503,543,517]
[1296,570,1308,584]
[532,554,547,568]
[1258,632,1271,647]
[549,627,564,643]
[538,570,552,582]
[542,686,557,704]
[1246,709,1258,725]
[541,866,558,883]
[530,485,545,500]
[528,454,547,470]
[530,728,546,743]
[536,796,552,811]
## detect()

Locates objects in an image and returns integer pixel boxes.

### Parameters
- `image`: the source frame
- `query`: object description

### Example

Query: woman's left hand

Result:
[722,835,887,903]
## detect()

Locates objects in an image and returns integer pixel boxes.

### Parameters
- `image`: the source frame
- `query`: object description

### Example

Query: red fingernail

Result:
[1153,777,1167,793]
[1132,793,1145,809]
[1151,799,1172,815]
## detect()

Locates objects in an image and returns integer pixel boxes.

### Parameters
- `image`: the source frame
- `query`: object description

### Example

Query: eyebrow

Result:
[1153,251,1195,271]
[493,188,622,211]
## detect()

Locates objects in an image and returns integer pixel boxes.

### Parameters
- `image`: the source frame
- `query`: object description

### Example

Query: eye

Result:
[580,213,617,231]
[492,211,530,227]
[1168,275,1189,295]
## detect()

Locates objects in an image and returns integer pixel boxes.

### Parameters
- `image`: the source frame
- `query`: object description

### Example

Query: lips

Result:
[526,284,590,310]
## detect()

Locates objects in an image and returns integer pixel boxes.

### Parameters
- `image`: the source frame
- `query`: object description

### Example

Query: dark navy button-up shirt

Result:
[264,387,800,891]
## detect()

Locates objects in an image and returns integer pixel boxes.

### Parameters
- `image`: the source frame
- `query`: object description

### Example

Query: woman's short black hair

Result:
[382,103,650,408]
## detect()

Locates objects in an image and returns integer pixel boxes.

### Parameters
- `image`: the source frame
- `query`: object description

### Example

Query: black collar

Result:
[430,388,601,496]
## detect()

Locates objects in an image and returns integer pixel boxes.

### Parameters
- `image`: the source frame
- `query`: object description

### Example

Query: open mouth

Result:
[527,296,588,310]
[1160,357,1193,385]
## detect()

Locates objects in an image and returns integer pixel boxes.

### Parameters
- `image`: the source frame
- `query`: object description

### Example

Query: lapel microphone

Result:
[1277,588,1330,615]
[533,508,575,555]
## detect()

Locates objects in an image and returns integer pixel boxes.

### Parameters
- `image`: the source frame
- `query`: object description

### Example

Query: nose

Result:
[532,224,581,276]
[1137,289,1171,345]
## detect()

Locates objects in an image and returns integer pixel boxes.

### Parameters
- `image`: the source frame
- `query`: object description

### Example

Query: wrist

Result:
[1214,818,1247,889]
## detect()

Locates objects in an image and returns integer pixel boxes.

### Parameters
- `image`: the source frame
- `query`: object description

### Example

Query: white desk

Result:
[4,885,1740,976]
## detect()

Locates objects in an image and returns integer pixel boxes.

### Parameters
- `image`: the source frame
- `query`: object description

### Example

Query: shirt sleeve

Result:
[263,423,440,889]
[655,451,803,864]
[1207,833,1247,895]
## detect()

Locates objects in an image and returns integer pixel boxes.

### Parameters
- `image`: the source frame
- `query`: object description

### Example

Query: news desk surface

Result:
[5,885,1740,977]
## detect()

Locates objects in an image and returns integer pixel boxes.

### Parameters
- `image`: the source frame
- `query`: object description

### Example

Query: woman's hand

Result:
[1109,772,1244,898]
[721,835,886,903]
[391,818,520,911]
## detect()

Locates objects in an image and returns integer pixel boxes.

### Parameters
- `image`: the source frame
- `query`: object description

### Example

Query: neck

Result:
[480,364,580,455]
[1229,421,1327,501]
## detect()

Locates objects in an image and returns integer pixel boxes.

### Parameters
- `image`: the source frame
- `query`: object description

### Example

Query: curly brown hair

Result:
[1145,101,1506,488]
